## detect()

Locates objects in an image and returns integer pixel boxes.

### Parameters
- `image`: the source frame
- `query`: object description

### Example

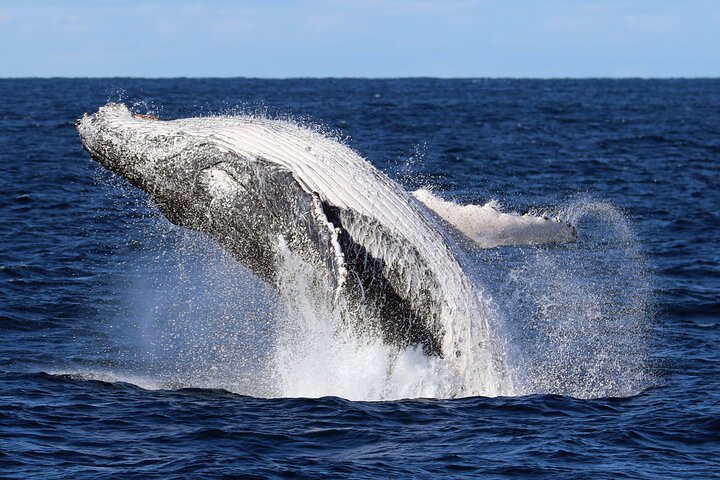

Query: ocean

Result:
[0,78,718,478]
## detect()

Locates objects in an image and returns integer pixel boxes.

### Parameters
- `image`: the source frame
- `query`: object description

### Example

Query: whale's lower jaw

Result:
[76,103,487,362]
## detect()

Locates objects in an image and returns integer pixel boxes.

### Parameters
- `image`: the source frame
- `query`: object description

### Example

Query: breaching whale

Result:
[77,103,574,393]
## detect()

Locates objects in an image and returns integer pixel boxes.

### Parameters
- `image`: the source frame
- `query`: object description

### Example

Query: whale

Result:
[77,103,575,393]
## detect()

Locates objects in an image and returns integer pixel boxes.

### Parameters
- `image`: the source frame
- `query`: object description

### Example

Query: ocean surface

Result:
[0,78,718,478]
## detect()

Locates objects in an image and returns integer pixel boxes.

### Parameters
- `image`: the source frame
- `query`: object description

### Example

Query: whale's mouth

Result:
[78,135,101,161]
[77,131,104,164]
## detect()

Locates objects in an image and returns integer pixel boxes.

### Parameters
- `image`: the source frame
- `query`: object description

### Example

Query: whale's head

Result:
[78,103,192,188]
[77,103,228,225]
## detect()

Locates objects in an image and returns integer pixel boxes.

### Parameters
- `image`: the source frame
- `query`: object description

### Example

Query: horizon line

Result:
[1,75,719,81]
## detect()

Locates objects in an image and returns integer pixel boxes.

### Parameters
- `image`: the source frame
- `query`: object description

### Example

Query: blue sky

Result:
[1,0,719,77]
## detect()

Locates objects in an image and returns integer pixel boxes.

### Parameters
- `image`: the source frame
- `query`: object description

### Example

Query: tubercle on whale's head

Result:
[132,112,158,121]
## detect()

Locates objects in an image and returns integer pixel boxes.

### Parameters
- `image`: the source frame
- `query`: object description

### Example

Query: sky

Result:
[1,0,719,78]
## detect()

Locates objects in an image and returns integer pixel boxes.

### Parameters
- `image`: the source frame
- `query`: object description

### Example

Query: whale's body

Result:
[77,103,574,394]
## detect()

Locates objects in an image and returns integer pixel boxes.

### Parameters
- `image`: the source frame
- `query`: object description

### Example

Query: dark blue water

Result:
[1,79,718,478]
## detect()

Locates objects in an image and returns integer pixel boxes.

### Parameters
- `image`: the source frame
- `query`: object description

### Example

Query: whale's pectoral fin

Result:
[319,206,445,356]
[412,188,577,249]
[193,158,346,292]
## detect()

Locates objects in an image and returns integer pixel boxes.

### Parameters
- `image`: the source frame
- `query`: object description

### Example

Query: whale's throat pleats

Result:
[180,155,443,355]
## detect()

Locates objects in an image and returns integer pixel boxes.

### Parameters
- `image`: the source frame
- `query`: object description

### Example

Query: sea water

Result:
[0,78,717,478]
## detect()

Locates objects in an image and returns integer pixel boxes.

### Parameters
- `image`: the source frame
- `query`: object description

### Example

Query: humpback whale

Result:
[77,103,574,393]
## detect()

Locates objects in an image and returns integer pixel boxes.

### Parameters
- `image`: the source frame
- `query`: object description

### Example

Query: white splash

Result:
[80,193,652,401]
[492,198,653,398]
[84,214,518,400]
[270,237,466,400]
